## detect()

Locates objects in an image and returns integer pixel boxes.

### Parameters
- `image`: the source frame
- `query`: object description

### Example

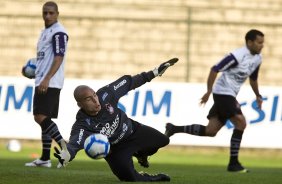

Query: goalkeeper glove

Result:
[153,58,178,77]
[54,141,71,168]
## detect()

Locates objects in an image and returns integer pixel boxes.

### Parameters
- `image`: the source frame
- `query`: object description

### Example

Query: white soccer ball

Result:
[84,134,110,159]
[6,139,22,152]
[23,58,37,78]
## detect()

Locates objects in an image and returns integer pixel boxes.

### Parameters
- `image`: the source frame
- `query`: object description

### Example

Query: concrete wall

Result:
[1,0,282,85]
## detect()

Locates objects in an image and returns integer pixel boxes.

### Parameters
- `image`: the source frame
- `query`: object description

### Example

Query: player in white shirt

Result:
[24,1,68,168]
[165,29,264,173]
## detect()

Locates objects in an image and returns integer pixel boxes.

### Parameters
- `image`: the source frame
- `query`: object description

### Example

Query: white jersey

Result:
[35,22,68,89]
[212,46,262,97]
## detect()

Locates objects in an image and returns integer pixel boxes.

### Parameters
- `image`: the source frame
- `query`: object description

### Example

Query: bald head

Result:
[73,85,92,102]
[73,85,101,115]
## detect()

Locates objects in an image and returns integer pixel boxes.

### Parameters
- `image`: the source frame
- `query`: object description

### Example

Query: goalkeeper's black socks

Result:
[229,129,243,164]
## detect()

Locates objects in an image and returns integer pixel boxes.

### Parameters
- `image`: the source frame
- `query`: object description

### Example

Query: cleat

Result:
[139,171,170,182]
[25,159,51,168]
[136,155,149,168]
[165,123,175,137]
[151,173,170,182]
[227,162,249,173]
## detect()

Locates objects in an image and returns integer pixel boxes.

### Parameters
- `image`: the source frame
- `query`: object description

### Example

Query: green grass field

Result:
[1,139,282,184]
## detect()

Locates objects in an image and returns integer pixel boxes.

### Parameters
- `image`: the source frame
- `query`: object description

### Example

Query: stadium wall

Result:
[1,77,281,149]
[0,0,282,85]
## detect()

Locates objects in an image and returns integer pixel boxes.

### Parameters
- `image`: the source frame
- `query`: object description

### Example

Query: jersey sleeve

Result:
[66,125,93,161]
[212,53,238,72]
[130,71,155,89]
[106,71,155,100]
[249,65,260,81]
[52,32,69,57]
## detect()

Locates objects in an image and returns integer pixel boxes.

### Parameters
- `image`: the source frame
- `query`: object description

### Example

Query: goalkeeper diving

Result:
[54,58,178,182]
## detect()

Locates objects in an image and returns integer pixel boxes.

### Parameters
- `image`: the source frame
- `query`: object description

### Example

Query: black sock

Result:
[172,124,206,136]
[183,124,206,136]
[40,118,64,148]
[40,133,52,161]
[229,129,243,164]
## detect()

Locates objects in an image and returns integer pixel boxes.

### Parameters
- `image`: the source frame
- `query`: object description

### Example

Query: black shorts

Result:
[207,94,242,125]
[33,87,61,118]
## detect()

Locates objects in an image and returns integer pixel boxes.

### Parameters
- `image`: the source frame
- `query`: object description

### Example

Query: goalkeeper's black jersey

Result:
[66,71,155,160]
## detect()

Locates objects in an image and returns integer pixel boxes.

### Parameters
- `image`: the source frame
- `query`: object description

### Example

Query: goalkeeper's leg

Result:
[105,148,170,182]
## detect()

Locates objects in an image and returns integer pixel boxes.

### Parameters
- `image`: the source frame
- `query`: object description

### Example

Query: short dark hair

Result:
[43,1,59,12]
[245,29,264,43]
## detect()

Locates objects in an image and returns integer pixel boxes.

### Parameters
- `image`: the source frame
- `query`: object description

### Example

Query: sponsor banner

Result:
[0,76,281,148]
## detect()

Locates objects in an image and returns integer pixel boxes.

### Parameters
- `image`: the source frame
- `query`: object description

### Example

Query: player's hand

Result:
[38,78,50,94]
[54,143,71,168]
[200,92,211,106]
[153,58,178,77]
[256,95,263,109]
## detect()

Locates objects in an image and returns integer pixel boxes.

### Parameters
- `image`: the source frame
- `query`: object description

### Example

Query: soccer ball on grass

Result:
[6,139,22,152]
[22,58,36,79]
[84,133,110,159]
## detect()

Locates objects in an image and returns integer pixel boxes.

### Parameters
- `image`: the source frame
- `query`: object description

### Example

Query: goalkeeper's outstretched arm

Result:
[130,57,179,89]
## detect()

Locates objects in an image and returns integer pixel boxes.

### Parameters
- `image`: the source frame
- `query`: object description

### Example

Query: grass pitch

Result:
[1,139,282,184]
